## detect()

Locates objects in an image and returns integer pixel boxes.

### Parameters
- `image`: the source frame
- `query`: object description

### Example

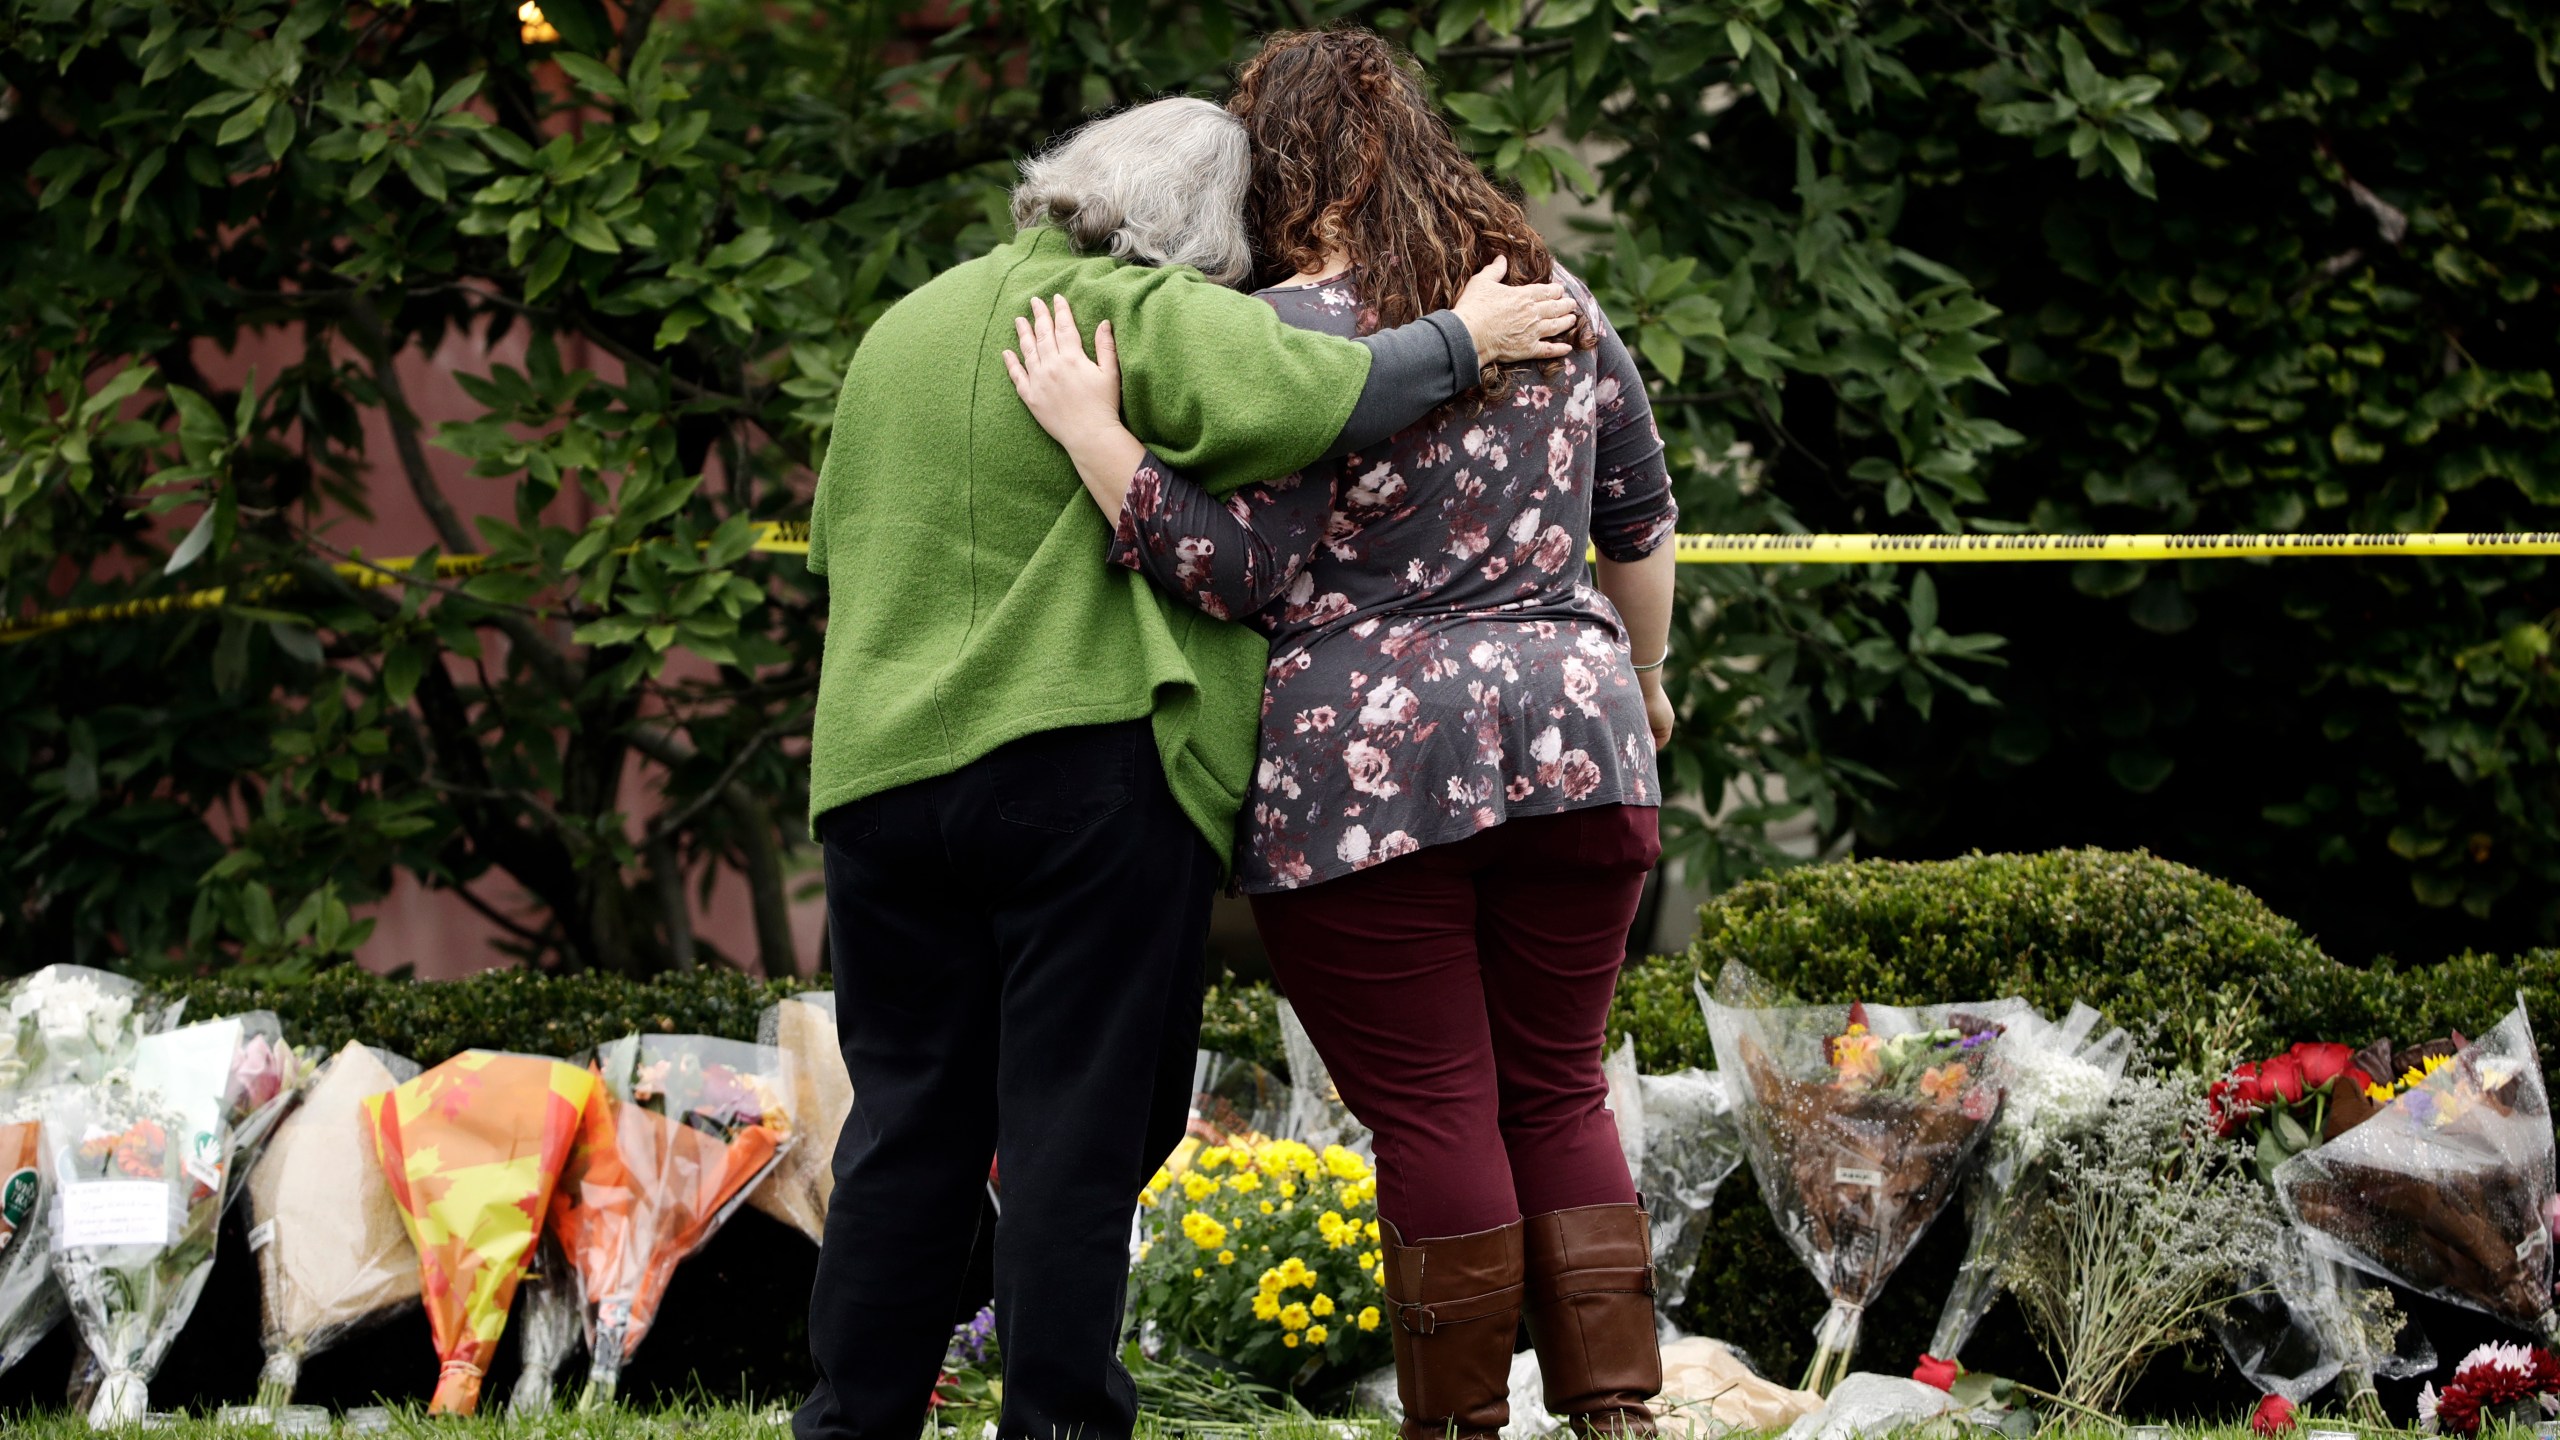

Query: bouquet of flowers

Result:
[40,1072,232,1428]
[545,1033,794,1407]
[1129,1137,1389,1388]
[1920,1002,2127,1381]
[0,966,166,1384]
[1602,1038,1745,1319]
[365,1051,604,1415]
[244,1042,424,1408]
[2420,1342,2560,1434]
[0,965,160,1093]
[2277,1003,2558,1338]
[748,993,851,1244]
[2211,1036,2439,1420]
[1701,963,2013,1394]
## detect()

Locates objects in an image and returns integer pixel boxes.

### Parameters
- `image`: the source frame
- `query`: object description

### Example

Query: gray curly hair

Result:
[1010,98,1253,287]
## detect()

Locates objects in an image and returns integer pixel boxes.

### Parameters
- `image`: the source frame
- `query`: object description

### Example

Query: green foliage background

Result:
[0,0,2555,973]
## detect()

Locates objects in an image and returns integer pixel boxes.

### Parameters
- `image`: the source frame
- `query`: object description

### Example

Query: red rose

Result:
[2252,1394,2296,1434]
[2288,1042,2360,1092]
[1912,1355,1960,1392]
[2212,1062,2264,1136]
[2258,1052,2308,1106]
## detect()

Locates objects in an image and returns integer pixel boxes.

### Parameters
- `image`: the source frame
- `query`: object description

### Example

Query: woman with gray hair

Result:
[795,95,1576,1440]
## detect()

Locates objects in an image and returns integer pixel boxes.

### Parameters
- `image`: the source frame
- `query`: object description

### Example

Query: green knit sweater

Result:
[805,227,1374,866]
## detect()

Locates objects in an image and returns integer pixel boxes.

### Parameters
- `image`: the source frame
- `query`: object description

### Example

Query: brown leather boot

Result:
[1382,1218,1525,1440]
[1524,1204,1663,1438]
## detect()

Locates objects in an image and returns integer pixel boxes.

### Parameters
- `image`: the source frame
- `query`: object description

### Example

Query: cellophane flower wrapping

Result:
[364,1051,604,1416]
[0,965,170,1382]
[0,965,160,1094]
[1602,1038,1744,1324]
[245,1042,424,1409]
[747,994,850,1244]
[504,1239,585,1419]
[551,1033,795,1406]
[2277,1002,2559,1337]
[1278,1000,1371,1159]
[2218,1224,2435,1407]
[1701,963,2015,1393]
[41,1068,234,1428]
[1926,1002,2127,1364]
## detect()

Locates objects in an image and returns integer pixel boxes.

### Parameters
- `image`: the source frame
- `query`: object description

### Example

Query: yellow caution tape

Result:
[1667,531,2560,563]
[9,524,2558,643]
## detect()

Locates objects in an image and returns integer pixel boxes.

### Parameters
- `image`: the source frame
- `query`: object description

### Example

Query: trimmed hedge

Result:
[95,849,2554,1416]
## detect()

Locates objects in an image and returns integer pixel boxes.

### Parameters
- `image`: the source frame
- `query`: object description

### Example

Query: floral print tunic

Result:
[1108,269,1677,892]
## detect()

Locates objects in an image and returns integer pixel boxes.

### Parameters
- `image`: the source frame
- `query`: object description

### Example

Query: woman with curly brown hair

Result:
[1004,28,1678,1439]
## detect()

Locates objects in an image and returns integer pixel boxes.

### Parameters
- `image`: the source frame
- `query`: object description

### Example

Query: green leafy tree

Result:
[1825,0,2560,958]
[0,0,2217,974]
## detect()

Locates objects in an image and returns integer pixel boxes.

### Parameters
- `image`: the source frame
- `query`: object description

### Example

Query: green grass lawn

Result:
[0,1408,1412,1438]
[0,1410,2383,1439]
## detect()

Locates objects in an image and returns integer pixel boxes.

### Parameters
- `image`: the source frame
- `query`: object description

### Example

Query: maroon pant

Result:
[1251,805,1662,1240]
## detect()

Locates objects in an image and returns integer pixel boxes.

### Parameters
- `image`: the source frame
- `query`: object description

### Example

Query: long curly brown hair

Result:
[1228,27,1593,391]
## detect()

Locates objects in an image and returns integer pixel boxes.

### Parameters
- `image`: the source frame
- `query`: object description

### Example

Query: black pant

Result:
[794,720,1215,1440]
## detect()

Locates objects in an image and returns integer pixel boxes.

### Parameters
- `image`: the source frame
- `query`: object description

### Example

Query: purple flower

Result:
[948,1305,997,1368]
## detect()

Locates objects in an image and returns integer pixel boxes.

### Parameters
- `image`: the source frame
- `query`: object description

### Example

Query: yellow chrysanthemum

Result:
[1253,1293,1281,1321]
[1311,1293,1335,1317]
[1358,1306,1382,1332]
[1183,1173,1218,1203]
[1181,1212,1227,1250]
[1372,1263,1386,1285]
[1260,1200,1276,1215]
[1227,1170,1262,1193]
[1307,1324,1329,1345]
[1148,1166,1174,1192]
[1283,1333,1301,1348]
[1198,1146,1230,1172]
[1218,1249,1236,1265]
[1278,1180,1297,1199]
[1279,1303,1311,1331]
[1323,1145,1371,1181]
[1193,1267,1204,1278]
[1365,1219,1382,1242]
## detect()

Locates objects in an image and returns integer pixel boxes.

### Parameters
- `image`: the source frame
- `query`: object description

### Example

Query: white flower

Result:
[2419,1382,2441,1434]
[1337,827,1373,865]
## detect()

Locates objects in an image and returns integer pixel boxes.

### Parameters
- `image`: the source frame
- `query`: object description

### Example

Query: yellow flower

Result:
[1358,1306,1382,1332]
[1260,1200,1276,1215]
[1253,1293,1281,1320]
[1181,1212,1227,1250]
[1193,1267,1204,1278]
[1198,1146,1230,1172]
[1323,1145,1371,1181]
[1282,1333,1300,1348]
[1227,1170,1263,1194]
[1138,1189,1159,1209]
[1307,1324,1329,1345]
[1137,1242,1152,1261]
[2364,1081,2395,1104]
[1148,1166,1174,1192]
[2401,1054,2456,1089]
[1373,1263,1386,1285]
[1311,1293,1335,1317]
[1279,1303,1311,1331]
[1182,1174,1218,1203]
[1281,1200,1294,1212]
[1365,1219,1381,1242]
[1218,1249,1236,1266]
[1278,1180,1297,1199]
[1259,1269,1288,1294]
